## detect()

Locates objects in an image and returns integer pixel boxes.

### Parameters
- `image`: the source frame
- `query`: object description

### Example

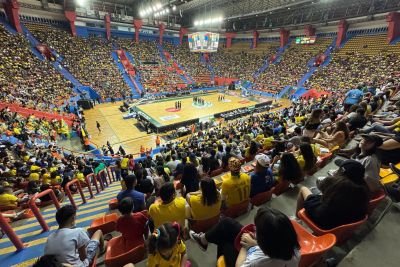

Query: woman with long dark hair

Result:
[297,143,317,175]
[273,153,303,195]
[190,207,300,267]
[303,108,323,137]
[186,178,221,220]
[180,163,200,196]
[244,140,258,161]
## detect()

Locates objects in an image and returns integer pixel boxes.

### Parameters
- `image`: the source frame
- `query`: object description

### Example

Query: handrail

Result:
[65,179,87,209]
[83,174,95,198]
[107,166,116,182]
[98,169,111,187]
[86,173,101,194]
[0,213,26,251]
[29,188,61,232]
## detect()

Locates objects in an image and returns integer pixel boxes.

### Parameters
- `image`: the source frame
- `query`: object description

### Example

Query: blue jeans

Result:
[362,123,392,134]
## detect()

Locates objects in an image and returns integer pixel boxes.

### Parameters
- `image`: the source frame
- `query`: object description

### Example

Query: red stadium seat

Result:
[222,200,249,218]
[87,213,119,236]
[108,198,118,210]
[250,188,274,207]
[105,236,146,267]
[368,189,386,216]
[189,214,220,233]
[291,220,336,267]
[210,168,224,177]
[297,208,367,244]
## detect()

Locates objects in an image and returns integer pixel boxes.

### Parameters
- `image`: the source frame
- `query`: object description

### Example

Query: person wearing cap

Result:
[250,154,275,198]
[296,160,369,230]
[352,134,383,192]
[221,157,250,208]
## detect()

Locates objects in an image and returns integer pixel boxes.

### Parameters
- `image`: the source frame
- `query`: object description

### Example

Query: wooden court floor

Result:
[136,93,259,127]
[83,93,290,155]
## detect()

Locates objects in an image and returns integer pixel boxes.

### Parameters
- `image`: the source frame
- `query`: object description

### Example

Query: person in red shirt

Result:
[116,197,149,247]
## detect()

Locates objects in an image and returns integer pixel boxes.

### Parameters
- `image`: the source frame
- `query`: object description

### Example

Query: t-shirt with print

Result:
[44,228,90,267]
[240,246,300,267]
[221,173,250,207]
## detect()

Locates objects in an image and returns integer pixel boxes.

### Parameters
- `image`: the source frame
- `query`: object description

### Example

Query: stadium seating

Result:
[0,24,73,111]
[105,237,146,267]
[291,220,336,267]
[26,23,131,99]
[253,38,332,94]
[297,209,368,244]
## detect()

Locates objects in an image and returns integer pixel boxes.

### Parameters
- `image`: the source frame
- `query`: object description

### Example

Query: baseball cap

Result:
[228,157,242,172]
[360,134,383,147]
[255,154,271,168]
[334,159,365,181]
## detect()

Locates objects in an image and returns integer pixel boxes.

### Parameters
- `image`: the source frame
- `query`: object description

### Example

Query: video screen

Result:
[295,36,316,44]
[188,32,219,52]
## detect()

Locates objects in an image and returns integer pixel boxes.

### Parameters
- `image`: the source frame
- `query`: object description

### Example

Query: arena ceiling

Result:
[70,0,400,30]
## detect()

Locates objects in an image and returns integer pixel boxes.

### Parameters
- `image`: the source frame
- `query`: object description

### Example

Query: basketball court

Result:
[83,92,290,154]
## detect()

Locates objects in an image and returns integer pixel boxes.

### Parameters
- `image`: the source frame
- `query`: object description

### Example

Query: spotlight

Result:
[156,3,162,10]
[172,5,177,11]
[166,8,170,13]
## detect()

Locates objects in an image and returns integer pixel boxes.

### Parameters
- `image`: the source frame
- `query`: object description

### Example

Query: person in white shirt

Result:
[44,205,104,267]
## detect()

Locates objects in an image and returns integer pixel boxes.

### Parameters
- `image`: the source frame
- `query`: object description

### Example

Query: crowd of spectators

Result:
[35,74,400,266]
[26,23,131,99]
[305,52,399,92]
[253,39,331,94]
[162,42,212,85]
[115,39,187,94]
[2,70,399,266]
[0,25,73,111]
[211,49,263,80]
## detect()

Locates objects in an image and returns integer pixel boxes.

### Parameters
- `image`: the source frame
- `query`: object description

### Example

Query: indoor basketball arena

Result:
[0,0,400,266]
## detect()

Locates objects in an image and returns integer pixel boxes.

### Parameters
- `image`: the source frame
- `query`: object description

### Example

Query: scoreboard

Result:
[295,36,316,44]
[188,32,220,52]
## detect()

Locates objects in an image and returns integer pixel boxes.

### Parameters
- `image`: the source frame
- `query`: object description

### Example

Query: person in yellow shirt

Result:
[50,171,62,185]
[147,222,187,267]
[41,169,51,184]
[186,178,221,220]
[0,186,21,207]
[28,170,40,182]
[149,182,187,228]
[121,155,129,172]
[221,157,250,208]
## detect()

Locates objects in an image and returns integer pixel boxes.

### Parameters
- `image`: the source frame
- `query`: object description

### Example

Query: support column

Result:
[133,19,143,43]
[159,23,165,45]
[3,0,22,33]
[304,25,315,37]
[179,27,188,45]
[105,14,111,41]
[279,28,290,48]
[387,12,400,43]
[252,30,259,48]
[225,32,236,48]
[64,10,76,37]
[336,19,348,47]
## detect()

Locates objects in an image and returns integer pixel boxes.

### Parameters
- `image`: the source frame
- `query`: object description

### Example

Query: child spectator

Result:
[116,197,149,247]
[147,222,187,267]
